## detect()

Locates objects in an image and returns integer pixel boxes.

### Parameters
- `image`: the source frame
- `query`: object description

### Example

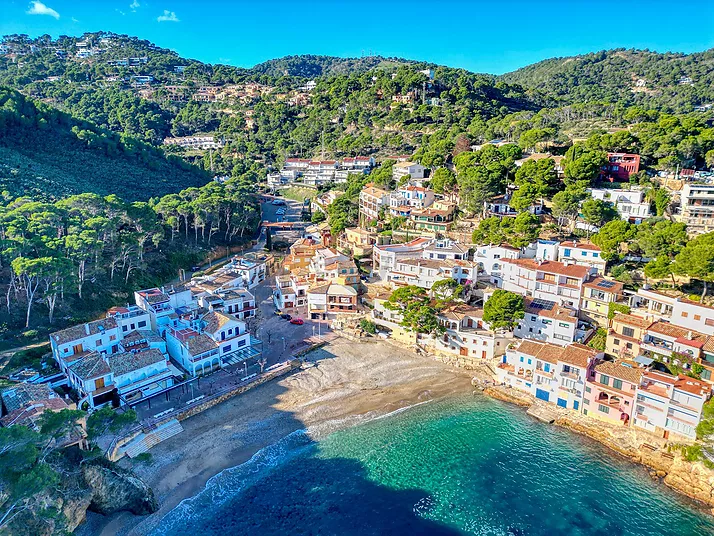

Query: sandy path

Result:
[83,338,473,536]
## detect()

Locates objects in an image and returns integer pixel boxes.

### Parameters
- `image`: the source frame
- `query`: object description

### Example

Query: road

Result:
[132,192,332,422]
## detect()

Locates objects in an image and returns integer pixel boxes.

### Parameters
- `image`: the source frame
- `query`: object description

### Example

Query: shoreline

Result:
[83,338,473,536]
[483,384,714,513]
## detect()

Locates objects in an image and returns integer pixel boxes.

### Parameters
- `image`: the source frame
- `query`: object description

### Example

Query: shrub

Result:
[360,319,377,335]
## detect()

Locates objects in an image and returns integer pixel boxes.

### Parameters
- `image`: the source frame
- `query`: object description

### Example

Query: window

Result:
[95,339,102,347]
[237,339,246,347]
[706,318,714,327]
[626,342,633,350]
[600,375,610,386]
[223,344,232,353]
[682,312,689,318]
[583,409,589,415]
[527,359,532,365]
[583,398,590,405]
[613,339,620,346]
[581,251,587,256]
[520,356,524,363]
[563,249,571,257]
[622,326,634,338]
[138,320,147,328]
[593,253,599,258]
[558,322,570,328]
[695,315,701,321]
[122,325,128,332]
[613,379,623,390]
[598,404,610,414]
[585,386,591,393]
[531,316,537,322]
[542,319,551,325]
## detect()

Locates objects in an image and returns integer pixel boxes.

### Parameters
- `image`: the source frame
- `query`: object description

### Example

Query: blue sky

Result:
[2,0,714,74]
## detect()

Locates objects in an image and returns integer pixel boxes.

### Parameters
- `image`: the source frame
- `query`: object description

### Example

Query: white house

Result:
[108,348,174,405]
[392,162,426,181]
[473,244,521,284]
[499,258,593,309]
[513,297,578,346]
[634,370,712,439]
[432,305,511,361]
[557,241,607,274]
[372,237,434,279]
[386,259,478,289]
[588,188,652,223]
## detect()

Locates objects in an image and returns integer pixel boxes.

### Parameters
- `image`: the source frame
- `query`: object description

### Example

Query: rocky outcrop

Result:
[483,385,533,407]
[83,462,158,516]
[664,457,714,506]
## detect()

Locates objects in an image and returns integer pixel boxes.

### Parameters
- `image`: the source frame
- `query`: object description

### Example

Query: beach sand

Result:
[87,338,473,536]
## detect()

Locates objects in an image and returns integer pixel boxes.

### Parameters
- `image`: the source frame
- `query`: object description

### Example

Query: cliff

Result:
[4,456,157,535]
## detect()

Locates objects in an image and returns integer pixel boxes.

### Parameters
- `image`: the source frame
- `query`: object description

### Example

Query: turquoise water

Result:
[152,395,714,535]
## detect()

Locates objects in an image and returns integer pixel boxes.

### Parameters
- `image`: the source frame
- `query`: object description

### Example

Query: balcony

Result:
[560,370,580,381]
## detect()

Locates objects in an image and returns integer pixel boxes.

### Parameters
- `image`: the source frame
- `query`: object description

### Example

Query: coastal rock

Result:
[83,463,158,516]
[483,386,532,407]
[664,458,714,505]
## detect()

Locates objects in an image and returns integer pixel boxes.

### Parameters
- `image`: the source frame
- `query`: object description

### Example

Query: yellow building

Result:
[606,313,653,358]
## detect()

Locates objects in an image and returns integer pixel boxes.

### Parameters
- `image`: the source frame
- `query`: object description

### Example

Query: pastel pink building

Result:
[583,360,643,426]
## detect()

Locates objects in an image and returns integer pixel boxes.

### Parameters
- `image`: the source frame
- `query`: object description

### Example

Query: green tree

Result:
[431,278,463,304]
[673,232,714,300]
[483,290,525,330]
[591,220,634,261]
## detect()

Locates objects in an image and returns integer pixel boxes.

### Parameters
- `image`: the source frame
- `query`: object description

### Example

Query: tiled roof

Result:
[559,343,598,368]
[439,304,483,321]
[501,258,590,278]
[513,340,565,364]
[612,313,652,329]
[69,352,111,381]
[108,348,165,377]
[51,317,118,345]
[186,334,218,355]
[583,277,624,294]
[1,383,55,413]
[594,360,643,384]
[647,321,706,344]
[0,398,70,427]
[560,241,601,252]
[202,311,237,335]
[675,375,712,396]
[524,297,577,322]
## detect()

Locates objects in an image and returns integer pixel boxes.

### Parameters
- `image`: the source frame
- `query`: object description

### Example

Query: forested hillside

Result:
[250,54,415,78]
[501,48,714,112]
[0,88,208,200]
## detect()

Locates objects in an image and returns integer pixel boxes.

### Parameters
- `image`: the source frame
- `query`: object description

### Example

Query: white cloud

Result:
[26,1,60,19]
[71,17,79,23]
[130,0,140,11]
[116,9,126,15]
[157,9,179,22]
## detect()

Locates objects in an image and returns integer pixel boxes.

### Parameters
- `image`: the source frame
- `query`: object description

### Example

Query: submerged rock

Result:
[83,462,158,516]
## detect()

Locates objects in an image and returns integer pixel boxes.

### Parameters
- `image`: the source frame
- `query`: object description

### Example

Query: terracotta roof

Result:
[647,321,706,344]
[0,398,71,428]
[675,375,712,397]
[439,305,483,321]
[51,317,118,345]
[559,343,598,368]
[501,258,590,278]
[611,313,652,329]
[108,348,165,377]
[594,360,643,384]
[513,340,565,364]
[560,241,601,252]
[679,297,714,312]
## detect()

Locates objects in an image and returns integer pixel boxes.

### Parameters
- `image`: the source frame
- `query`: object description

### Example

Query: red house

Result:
[601,153,641,182]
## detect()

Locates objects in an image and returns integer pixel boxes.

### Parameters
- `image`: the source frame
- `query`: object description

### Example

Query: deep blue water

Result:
[151,395,714,535]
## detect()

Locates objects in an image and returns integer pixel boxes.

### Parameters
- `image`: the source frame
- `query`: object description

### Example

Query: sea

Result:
[150,395,714,535]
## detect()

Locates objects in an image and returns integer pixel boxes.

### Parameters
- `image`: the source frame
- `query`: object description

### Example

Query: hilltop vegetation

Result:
[251,54,415,78]
[502,48,714,112]
[0,88,208,200]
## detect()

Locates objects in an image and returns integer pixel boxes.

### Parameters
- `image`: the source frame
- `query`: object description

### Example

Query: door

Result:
[481,351,487,359]
[460,347,468,356]
[73,344,83,354]
[557,398,567,408]
[94,377,105,390]
[573,400,580,411]
[535,389,550,402]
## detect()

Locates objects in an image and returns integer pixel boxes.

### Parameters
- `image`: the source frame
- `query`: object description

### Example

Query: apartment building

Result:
[337,227,378,257]
[359,184,391,224]
[579,277,625,326]
[473,244,521,284]
[410,201,456,233]
[634,370,711,439]
[677,183,714,234]
[640,321,707,363]
[392,162,425,181]
[386,258,478,289]
[499,258,593,308]
[372,237,434,279]
[423,239,468,261]
[389,185,436,217]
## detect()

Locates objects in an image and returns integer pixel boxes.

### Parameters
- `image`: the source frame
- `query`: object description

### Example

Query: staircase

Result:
[122,419,184,458]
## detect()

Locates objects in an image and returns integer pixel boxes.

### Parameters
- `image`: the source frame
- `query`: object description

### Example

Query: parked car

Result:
[290,318,304,325]
[191,265,201,272]
[281,313,292,320]
[271,199,286,206]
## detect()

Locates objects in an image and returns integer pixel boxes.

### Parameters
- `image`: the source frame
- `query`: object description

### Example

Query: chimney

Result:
[84,323,90,335]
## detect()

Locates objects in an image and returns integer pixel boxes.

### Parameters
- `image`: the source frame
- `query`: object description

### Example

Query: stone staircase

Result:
[122,419,184,458]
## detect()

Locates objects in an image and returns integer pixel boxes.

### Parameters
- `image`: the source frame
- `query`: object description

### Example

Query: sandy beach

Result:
[85,338,473,536]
